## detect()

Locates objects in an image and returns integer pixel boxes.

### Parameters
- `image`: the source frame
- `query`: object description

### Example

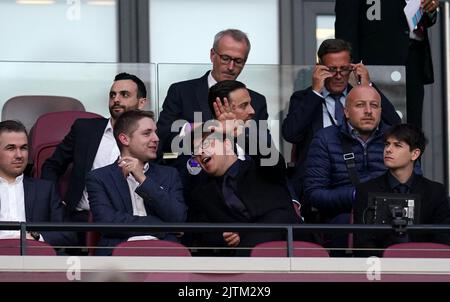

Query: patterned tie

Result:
[332,94,344,125]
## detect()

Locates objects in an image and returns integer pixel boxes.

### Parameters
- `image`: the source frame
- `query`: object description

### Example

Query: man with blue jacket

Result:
[282,39,400,201]
[303,85,389,251]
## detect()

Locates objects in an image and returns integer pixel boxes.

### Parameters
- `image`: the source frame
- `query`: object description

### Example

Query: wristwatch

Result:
[29,232,40,241]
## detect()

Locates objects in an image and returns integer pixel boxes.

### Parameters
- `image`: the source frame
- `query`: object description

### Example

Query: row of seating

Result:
[3,96,450,259]
[2,239,450,258]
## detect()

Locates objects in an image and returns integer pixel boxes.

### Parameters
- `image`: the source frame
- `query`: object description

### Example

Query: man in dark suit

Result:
[0,120,74,247]
[86,110,186,256]
[156,29,268,186]
[335,0,439,129]
[354,123,450,257]
[41,72,148,225]
[189,123,299,256]
[207,80,278,166]
[282,38,400,200]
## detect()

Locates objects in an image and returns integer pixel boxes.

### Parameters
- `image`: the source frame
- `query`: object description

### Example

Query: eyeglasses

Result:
[192,133,227,155]
[213,49,246,66]
[192,138,215,156]
[327,66,353,76]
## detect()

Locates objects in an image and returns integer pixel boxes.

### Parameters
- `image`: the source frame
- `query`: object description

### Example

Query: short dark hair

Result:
[113,110,155,150]
[384,123,427,159]
[114,72,147,99]
[0,120,28,137]
[208,80,247,116]
[317,38,352,62]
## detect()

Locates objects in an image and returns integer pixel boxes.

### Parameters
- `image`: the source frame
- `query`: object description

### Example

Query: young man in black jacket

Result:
[354,123,450,257]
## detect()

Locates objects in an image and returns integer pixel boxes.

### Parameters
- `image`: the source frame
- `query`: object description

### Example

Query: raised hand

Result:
[312,64,333,93]
[351,62,370,86]
[211,97,244,137]
[213,97,236,121]
[422,0,439,13]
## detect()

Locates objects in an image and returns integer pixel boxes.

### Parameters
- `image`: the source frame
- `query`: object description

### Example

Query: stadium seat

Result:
[30,110,103,194]
[2,95,85,132]
[383,242,450,258]
[112,240,192,256]
[30,111,103,255]
[0,239,57,256]
[250,240,329,257]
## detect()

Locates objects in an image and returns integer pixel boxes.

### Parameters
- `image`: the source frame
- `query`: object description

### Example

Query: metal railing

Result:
[1,222,450,256]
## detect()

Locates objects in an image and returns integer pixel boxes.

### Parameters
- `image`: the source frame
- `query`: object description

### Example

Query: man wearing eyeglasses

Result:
[156,29,268,189]
[188,123,299,256]
[281,39,401,207]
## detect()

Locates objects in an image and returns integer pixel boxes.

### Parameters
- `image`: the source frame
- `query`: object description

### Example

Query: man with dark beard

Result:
[42,73,147,227]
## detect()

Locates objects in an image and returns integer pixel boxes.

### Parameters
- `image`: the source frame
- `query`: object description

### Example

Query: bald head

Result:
[346,85,381,106]
[344,85,382,140]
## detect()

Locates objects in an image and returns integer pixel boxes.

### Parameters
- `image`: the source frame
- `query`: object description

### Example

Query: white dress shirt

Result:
[77,119,120,211]
[0,174,26,239]
[207,71,218,88]
[126,163,157,241]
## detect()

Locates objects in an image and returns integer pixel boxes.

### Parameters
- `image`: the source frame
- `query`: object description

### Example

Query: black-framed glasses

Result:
[327,66,353,76]
[192,137,217,156]
[213,49,246,66]
[192,132,227,156]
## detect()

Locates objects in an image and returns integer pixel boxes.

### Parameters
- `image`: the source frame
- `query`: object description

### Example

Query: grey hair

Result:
[213,29,251,57]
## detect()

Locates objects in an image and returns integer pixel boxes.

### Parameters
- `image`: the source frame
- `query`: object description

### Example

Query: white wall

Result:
[149,0,279,64]
[0,0,117,62]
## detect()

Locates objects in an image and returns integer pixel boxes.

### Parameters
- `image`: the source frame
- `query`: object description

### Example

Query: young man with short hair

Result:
[86,110,186,256]
[354,123,450,256]
[0,120,74,247]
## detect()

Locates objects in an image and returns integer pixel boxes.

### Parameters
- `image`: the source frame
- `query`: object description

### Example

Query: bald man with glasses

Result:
[281,39,401,209]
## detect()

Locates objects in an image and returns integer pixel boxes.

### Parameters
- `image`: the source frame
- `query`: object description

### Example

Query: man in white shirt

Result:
[0,120,74,247]
[86,110,186,256]
[41,72,148,228]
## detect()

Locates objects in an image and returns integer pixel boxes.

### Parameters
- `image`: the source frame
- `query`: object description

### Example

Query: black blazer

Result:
[335,0,435,84]
[189,156,299,250]
[22,177,76,247]
[41,118,109,211]
[156,71,269,154]
[354,172,450,256]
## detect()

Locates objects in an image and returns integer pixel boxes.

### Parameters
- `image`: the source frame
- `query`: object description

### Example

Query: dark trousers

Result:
[406,40,426,129]
[323,213,352,257]
[64,209,89,254]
